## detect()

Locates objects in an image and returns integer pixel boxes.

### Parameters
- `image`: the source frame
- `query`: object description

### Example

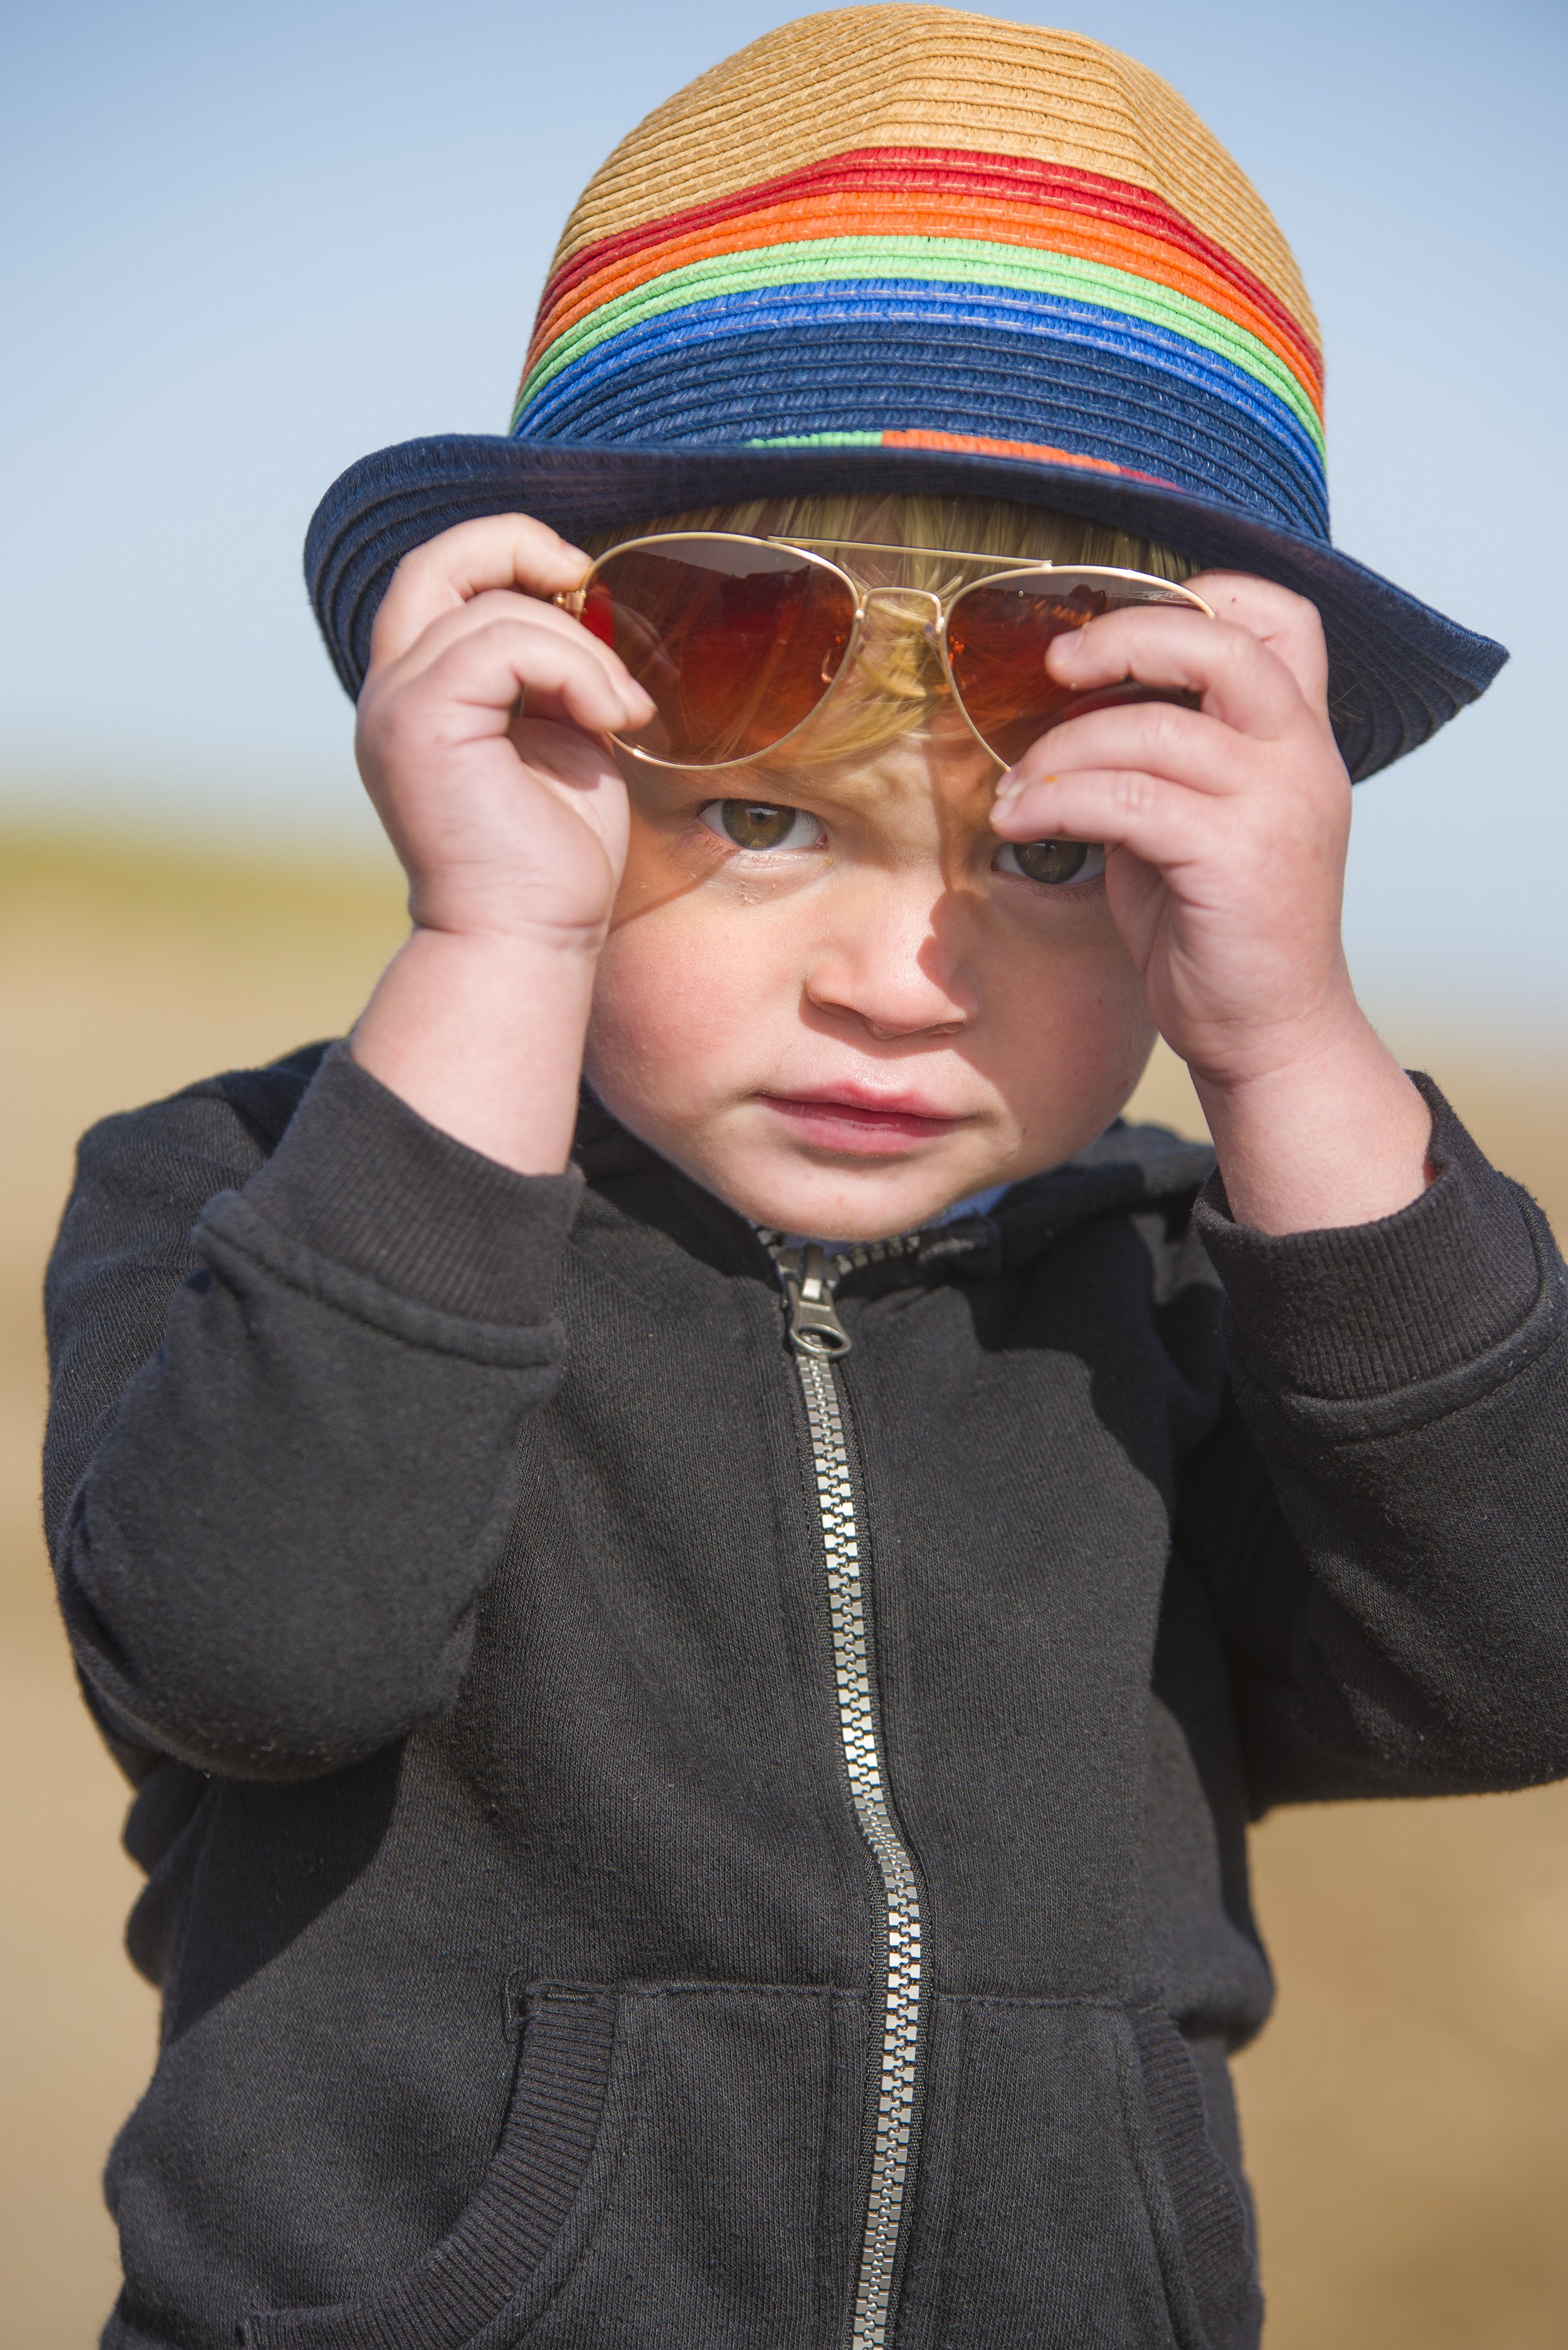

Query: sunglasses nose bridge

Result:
[859,584,945,628]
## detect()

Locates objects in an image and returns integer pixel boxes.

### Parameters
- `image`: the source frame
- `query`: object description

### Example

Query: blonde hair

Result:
[586,493,1195,764]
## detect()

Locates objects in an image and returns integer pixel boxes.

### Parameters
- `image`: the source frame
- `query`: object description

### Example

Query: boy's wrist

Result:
[351,924,597,1175]
[401,900,611,959]
[1193,1010,1433,1236]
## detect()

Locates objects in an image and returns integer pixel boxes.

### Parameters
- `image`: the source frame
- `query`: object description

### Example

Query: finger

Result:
[995,699,1252,802]
[383,585,653,719]
[1045,603,1311,742]
[1184,570,1331,712]
[990,767,1224,876]
[371,514,594,667]
[381,580,639,686]
[375,617,643,742]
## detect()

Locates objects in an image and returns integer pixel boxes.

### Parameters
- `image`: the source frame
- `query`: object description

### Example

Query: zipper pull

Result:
[776,1243,853,1359]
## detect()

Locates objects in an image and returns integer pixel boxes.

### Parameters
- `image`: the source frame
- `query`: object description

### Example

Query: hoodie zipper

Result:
[765,1238,924,2350]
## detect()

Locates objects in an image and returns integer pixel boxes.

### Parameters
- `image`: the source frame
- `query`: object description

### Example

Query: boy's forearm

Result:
[1194,1009,1433,1235]
[351,925,598,1174]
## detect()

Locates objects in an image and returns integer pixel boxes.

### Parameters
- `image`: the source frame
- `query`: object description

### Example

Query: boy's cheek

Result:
[607,808,823,928]
[587,888,794,1120]
[605,812,712,923]
[976,956,1157,1169]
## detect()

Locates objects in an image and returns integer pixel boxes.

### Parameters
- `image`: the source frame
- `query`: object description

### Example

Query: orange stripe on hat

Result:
[879,427,1175,483]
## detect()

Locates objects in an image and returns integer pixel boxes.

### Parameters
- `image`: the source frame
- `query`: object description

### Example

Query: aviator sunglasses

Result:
[556,532,1213,772]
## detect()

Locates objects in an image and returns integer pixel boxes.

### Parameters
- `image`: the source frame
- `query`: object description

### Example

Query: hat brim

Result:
[305,433,1506,782]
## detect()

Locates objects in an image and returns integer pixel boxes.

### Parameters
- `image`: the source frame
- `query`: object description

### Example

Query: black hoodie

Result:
[42,1043,1568,2350]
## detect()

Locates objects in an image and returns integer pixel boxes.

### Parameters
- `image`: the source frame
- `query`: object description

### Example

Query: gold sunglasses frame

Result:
[554,531,1213,771]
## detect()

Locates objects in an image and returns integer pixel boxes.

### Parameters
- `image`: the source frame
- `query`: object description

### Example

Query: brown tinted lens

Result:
[583,537,857,764]
[945,570,1203,768]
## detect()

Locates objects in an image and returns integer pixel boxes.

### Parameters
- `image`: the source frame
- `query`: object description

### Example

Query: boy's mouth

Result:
[757,1087,967,1154]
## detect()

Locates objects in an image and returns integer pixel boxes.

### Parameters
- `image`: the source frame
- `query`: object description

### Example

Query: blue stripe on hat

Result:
[513,297,1328,538]
[512,280,1328,538]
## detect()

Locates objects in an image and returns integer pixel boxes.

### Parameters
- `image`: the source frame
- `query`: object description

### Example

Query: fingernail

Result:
[994,769,1024,799]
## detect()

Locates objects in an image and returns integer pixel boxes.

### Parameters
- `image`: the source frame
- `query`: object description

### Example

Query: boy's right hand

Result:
[356,516,655,950]
[346,518,655,1174]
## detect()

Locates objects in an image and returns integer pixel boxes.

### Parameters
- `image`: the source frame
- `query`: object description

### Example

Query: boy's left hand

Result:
[990,573,1434,1233]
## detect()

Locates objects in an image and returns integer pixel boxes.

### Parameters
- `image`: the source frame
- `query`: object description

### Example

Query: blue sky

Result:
[3,0,1564,1031]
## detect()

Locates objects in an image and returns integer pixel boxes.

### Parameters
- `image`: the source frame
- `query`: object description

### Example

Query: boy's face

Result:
[583,696,1154,1240]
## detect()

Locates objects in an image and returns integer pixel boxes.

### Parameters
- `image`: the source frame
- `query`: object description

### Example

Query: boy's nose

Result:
[803,880,978,1039]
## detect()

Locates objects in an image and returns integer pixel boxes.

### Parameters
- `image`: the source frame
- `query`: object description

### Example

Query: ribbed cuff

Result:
[1195,1073,1542,1401]
[241,1043,583,1324]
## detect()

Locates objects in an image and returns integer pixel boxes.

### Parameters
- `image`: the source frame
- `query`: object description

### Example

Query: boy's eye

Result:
[993,839,1106,888]
[699,800,825,853]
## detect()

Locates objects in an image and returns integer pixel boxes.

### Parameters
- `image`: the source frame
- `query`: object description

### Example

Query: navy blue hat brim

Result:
[305,433,1507,782]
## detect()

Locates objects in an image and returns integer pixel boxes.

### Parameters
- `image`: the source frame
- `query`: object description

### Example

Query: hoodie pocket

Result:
[241,1984,633,2350]
[243,1981,861,2350]
[1125,2006,1261,2350]
[512,1981,864,2350]
[896,1996,1259,2350]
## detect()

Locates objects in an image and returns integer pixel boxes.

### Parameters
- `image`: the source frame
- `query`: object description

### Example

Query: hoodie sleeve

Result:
[1178,1076,1568,1810]
[43,1044,581,1783]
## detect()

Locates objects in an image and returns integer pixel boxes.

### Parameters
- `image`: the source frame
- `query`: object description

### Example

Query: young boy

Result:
[45,11,1568,2349]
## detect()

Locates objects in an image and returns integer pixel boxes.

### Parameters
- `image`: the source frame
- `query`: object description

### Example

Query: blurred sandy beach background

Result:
[4,0,1565,2339]
[4,830,1567,2347]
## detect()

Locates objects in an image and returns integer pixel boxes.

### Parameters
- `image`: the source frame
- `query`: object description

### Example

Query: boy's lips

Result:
[758,1087,968,1153]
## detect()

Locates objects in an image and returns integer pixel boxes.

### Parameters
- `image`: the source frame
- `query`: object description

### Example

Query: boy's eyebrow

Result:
[623,739,1000,828]
[775,763,1004,831]
[707,771,914,820]
[626,762,864,815]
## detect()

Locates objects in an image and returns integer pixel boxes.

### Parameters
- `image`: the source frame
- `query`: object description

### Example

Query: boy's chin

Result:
[710,1144,1000,1243]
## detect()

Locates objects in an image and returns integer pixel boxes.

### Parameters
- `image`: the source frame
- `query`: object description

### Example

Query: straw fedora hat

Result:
[306,5,1505,779]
